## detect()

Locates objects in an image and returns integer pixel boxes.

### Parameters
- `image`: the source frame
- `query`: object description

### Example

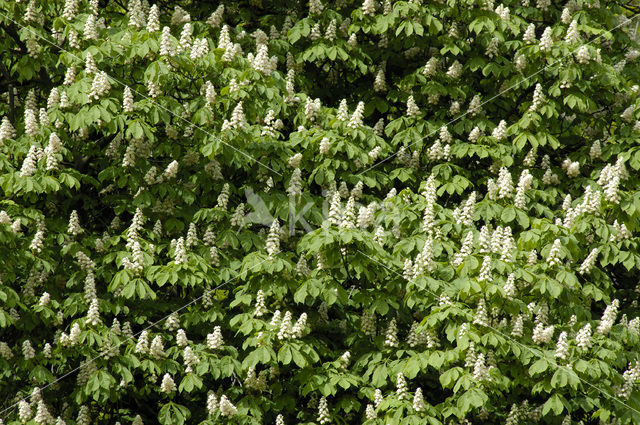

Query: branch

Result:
[0,22,54,92]
[0,59,14,124]
[340,246,353,282]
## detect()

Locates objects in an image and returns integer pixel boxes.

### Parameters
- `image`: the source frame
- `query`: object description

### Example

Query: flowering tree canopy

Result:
[1,0,640,424]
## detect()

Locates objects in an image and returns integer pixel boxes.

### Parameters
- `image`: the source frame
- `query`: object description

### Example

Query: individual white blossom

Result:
[23,339,36,360]
[523,23,536,43]
[565,20,580,43]
[86,298,100,326]
[473,298,489,326]
[117,87,135,116]
[266,219,281,257]
[452,231,474,267]
[347,33,357,47]
[365,404,376,420]
[421,175,437,232]
[206,392,219,415]
[62,0,79,20]
[287,168,303,200]
[175,329,189,347]
[252,44,271,73]
[173,237,187,264]
[413,236,434,277]
[25,108,39,137]
[128,0,145,28]
[347,101,365,128]
[76,406,90,425]
[160,26,175,56]
[407,95,420,117]
[477,256,492,282]
[495,4,509,19]
[38,108,49,127]
[85,52,97,75]
[529,83,545,111]
[539,27,553,51]
[384,318,398,347]
[317,396,330,424]
[473,353,489,381]
[292,313,307,338]
[19,400,33,423]
[336,99,349,121]
[0,116,16,143]
[576,323,592,350]
[466,126,482,143]
[146,4,160,32]
[68,210,82,236]
[147,80,161,98]
[68,30,80,49]
[610,219,631,242]
[69,323,81,345]
[254,290,267,317]
[497,167,514,198]
[227,101,246,129]
[622,105,635,122]
[89,71,111,100]
[511,315,524,337]
[532,322,554,344]
[84,14,98,40]
[43,343,52,358]
[492,120,507,140]
[318,136,332,155]
[150,335,165,357]
[485,37,500,58]
[177,22,193,52]
[216,183,230,210]
[413,387,426,411]
[503,273,516,299]
[396,372,409,400]
[29,221,45,253]
[136,330,149,354]
[555,331,569,360]
[579,248,599,274]
[576,45,590,64]
[596,299,619,335]
[340,196,356,228]
[618,361,640,399]
[160,373,176,393]
[446,61,462,79]
[423,57,438,76]
[449,100,461,115]
[278,311,293,340]
[34,400,54,425]
[183,346,199,371]
[373,388,384,409]
[303,97,321,122]
[21,145,39,177]
[206,325,224,349]
[546,239,562,267]
[362,0,376,16]
[374,68,386,92]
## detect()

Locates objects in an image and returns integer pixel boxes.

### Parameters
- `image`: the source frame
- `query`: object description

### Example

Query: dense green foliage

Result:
[2,0,640,424]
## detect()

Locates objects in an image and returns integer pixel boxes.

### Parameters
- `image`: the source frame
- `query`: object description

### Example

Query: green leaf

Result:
[159,403,191,425]
[529,358,549,376]
[278,343,293,365]
[542,394,564,416]
[501,206,516,223]
[551,368,568,388]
